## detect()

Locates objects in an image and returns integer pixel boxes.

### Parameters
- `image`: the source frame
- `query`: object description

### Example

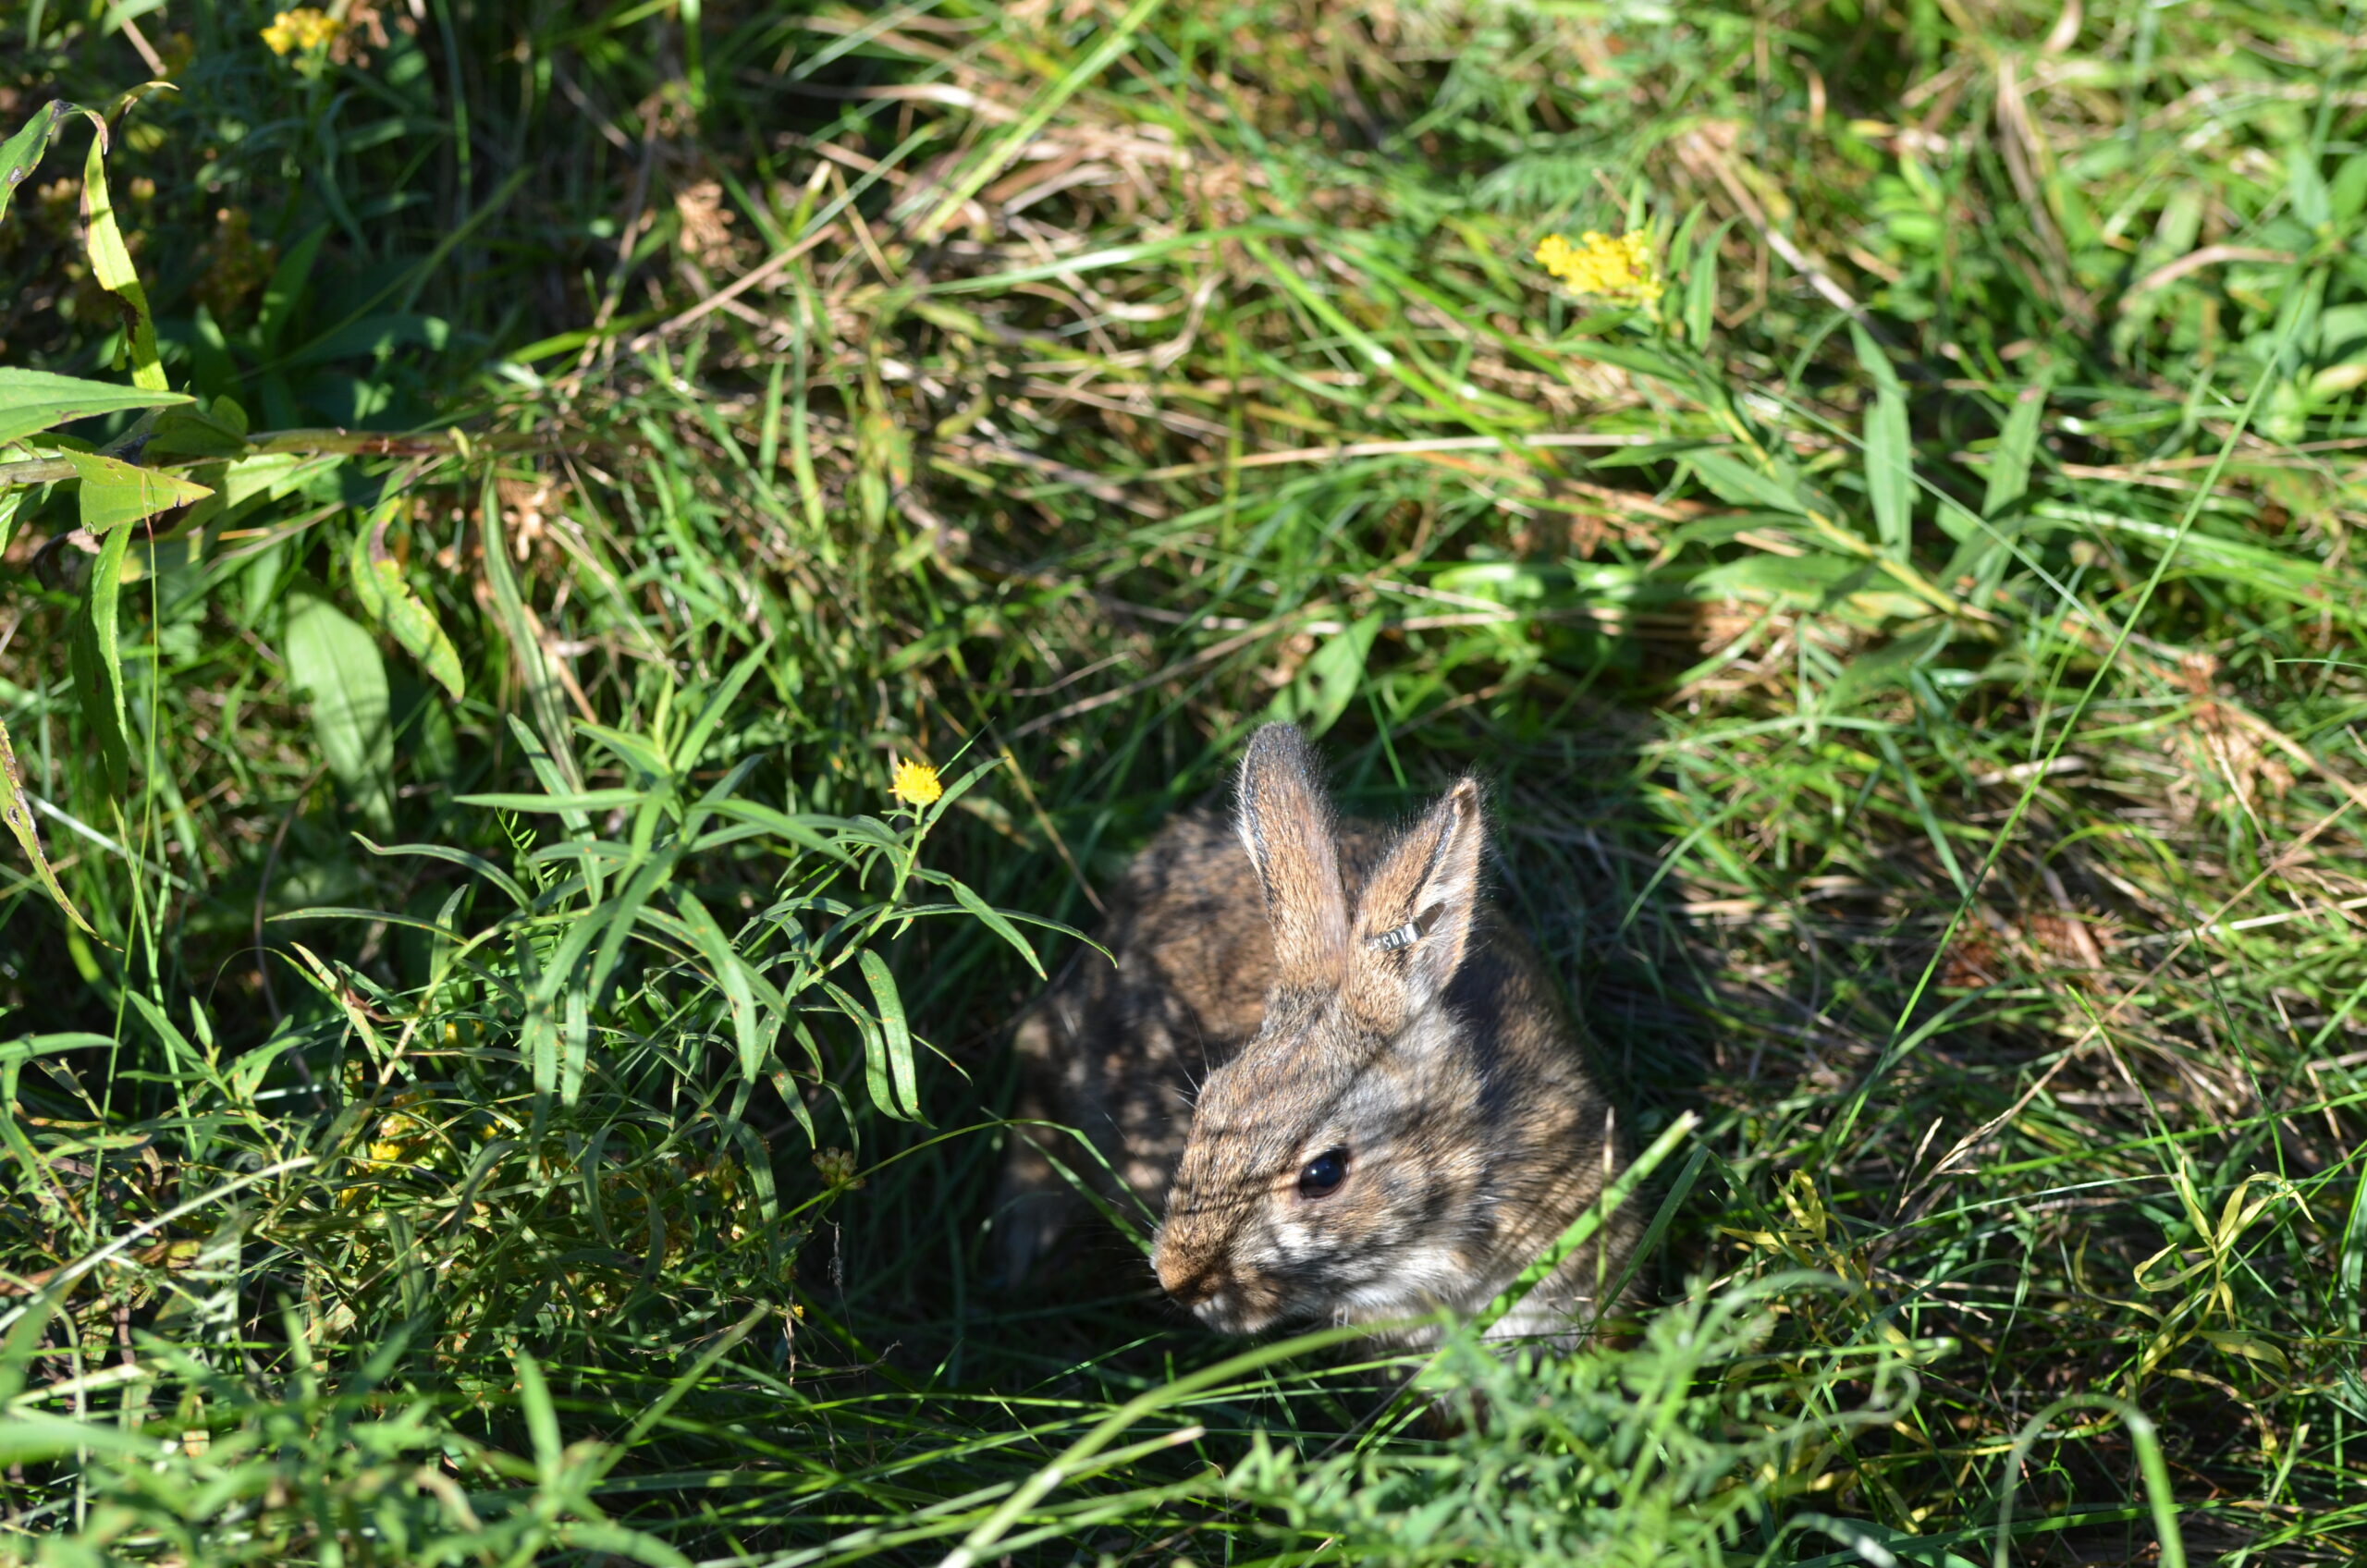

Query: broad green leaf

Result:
[1862,389,1911,559]
[0,1411,161,1466]
[0,492,18,561]
[0,367,186,447]
[347,502,464,701]
[1692,550,1866,608]
[1686,447,1809,515]
[1265,613,1381,739]
[142,401,251,460]
[1983,381,2049,517]
[0,100,103,227]
[67,521,135,793]
[0,717,94,934]
[1850,326,1912,560]
[282,587,395,834]
[859,948,920,1119]
[57,448,212,533]
[81,130,164,393]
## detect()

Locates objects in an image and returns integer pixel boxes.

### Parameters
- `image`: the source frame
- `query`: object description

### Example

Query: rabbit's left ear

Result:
[1347,778,1486,1025]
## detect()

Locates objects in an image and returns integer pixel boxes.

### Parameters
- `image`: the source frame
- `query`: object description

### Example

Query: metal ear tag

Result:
[1368,921,1421,952]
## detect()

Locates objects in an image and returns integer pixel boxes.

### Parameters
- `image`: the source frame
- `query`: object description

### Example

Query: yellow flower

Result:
[262,8,342,55]
[1534,230,1663,305]
[890,756,943,807]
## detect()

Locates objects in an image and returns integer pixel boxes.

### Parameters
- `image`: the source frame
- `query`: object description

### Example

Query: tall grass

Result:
[2,0,2364,1561]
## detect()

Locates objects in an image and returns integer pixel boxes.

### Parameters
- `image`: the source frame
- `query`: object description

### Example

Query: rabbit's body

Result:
[1000,727,1634,1349]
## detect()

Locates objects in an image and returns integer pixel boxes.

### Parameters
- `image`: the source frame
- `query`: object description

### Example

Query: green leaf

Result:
[1265,613,1381,738]
[941,875,1046,978]
[0,1411,161,1466]
[457,789,647,815]
[1862,390,1911,559]
[0,367,186,447]
[142,401,251,460]
[1685,218,1733,348]
[57,448,212,533]
[858,948,921,1120]
[675,890,766,1083]
[282,586,394,834]
[81,127,164,394]
[347,501,464,702]
[1850,327,1912,560]
[1983,380,2049,518]
[0,100,103,227]
[67,521,135,794]
[0,717,94,935]
[1686,447,1809,515]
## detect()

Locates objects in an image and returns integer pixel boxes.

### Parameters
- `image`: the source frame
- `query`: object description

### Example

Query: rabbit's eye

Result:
[1297,1148,1348,1199]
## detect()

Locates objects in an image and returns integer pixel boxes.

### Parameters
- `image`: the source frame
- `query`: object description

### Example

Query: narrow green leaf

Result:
[67,521,134,793]
[282,587,394,834]
[457,789,647,815]
[670,640,773,773]
[1983,381,2049,518]
[858,949,920,1119]
[0,366,185,447]
[941,875,1045,978]
[676,890,765,1081]
[0,718,94,934]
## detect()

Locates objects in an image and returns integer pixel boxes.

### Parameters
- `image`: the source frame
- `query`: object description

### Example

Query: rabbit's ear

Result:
[1236,723,1350,988]
[1347,777,1486,1024]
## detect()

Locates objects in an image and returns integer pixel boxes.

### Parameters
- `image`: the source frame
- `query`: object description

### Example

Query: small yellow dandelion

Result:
[262,8,342,55]
[1534,230,1663,305]
[890,756,943,807]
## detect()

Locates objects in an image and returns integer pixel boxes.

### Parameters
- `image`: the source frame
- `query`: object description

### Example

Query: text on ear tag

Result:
[1368,921,1421,952]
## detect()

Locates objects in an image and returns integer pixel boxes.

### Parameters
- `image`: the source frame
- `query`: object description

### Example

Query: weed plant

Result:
[1,0,2364,1562]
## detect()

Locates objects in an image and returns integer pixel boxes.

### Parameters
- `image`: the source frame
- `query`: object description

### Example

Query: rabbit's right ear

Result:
[1235,723,1349,989]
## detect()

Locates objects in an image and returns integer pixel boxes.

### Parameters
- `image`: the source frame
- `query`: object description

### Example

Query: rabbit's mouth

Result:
[1194,1289,1295,1336]
[1160,1267,1287,1335]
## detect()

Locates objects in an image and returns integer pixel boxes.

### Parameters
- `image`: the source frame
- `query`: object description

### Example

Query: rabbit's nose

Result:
[1154,1249,1226,1307]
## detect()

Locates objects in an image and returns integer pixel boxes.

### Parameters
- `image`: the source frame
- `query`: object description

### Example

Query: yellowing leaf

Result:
[80,127,165,394]
[58,448,213,534]
[347,503,464,702]
[0,717,95,935]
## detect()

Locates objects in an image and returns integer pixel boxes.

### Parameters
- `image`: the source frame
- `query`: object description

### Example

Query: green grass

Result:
[3,0,2366,1561]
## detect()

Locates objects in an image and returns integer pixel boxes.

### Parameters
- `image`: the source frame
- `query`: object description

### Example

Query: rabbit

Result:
[998,722,1634,1350]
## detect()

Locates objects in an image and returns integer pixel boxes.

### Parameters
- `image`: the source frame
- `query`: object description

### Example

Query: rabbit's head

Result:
[1150,723,1517,1335]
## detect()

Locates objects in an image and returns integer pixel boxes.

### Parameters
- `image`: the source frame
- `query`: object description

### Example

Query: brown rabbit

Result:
[998,723,1633,1348]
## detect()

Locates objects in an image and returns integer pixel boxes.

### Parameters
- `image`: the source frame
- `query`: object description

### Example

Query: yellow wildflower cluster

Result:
[261,8,342,55]
[1534,230,1663,305]
[891,756,944,807]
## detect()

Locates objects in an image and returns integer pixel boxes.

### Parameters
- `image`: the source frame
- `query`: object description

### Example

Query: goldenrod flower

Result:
[1534,230,1663,304]
[814,1146,865,1189]
[890,756,943,807]
[262,8,342,55]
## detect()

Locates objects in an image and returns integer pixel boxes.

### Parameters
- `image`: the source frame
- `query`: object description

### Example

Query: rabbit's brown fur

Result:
[999,724,1633,1348]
